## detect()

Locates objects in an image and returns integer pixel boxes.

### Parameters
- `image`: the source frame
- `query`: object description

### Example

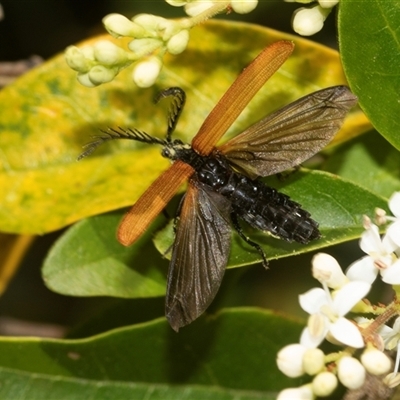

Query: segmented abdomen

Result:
[195,154,321,244]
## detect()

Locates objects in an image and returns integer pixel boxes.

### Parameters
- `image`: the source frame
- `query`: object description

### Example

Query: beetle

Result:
[79,41,357,331]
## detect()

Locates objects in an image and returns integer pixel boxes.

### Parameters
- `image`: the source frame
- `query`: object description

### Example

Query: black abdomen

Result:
[194,153,320,244]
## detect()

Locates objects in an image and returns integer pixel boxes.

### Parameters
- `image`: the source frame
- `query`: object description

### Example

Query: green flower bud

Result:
[312,372,338,397]
[93,40,129,66]
[133,13,167,34]
[303,348,325,375]
[65,46,92,72]
[103,13,145,38]
[167,30,189,55]
[128,38,163,55]
[88,65,117,85]
[77,72,98,88]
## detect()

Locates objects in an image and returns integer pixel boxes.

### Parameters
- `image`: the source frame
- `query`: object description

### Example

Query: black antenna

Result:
[77,127,165,161]
[154,87,186,142]
[78,87,186,161]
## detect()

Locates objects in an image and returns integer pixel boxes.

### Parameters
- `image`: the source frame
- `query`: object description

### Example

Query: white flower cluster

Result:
[277,192,400,398]
[285,0,339,36]
[65,0,258,88]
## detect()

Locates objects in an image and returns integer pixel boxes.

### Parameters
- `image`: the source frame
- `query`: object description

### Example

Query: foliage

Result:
[0,1,399,399]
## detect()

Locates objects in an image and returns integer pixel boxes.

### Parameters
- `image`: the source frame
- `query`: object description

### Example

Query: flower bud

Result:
[93,41,129,65]
[292,5,327,36]
[88,66,117,85]
[312,253,347,289]
[276,344,306,378]
[184,1,214,17]
[133,13,166,34]
[231,0,258,14]
[312,371,338,397]
[337,356,366,390]
[103,13,145,38]
[303,348,325,375]
[384,372,400,388]
[361,348,391,375]
[77,72,98,88]
[128,38,163,55]
[65,46,92,72]
[277,385,313,400]
[167,30,189,55]
[318,0,339,8]
[132,57,162,88]
[165,0,187,6]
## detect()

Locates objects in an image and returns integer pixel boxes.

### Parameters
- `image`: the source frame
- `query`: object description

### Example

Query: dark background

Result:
[0,0,338,60]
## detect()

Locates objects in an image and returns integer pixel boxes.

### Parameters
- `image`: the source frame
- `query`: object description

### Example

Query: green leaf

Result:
[0,369,279,400]
[0,20,367,235]
[338,0,400,150]
[0,308,303,399]
[43,169,387,298]
[324,130,400,198]
[42,211,167,297]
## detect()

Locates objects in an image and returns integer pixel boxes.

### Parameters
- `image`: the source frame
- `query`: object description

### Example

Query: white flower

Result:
[312,371,338,397]
[360,223,398,262]
[379,317,400,376]
[299,281,370,348]
[379,317,400,350]
[346,256,380,284]
[389,192,400,221]
[360,347,391,375]
[374,192,400,239]
[337,356,366,389]
[292,5,329,36]
[277,385,314,400]
[387,219,400,250]
[346,222,400,284]
[312,253,348,289]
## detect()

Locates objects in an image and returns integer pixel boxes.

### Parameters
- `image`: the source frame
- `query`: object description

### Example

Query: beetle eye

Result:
[161,148,170,158]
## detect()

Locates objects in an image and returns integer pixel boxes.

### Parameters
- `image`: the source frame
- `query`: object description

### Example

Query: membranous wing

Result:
[218,86,357,178]
[165,180,232,332]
